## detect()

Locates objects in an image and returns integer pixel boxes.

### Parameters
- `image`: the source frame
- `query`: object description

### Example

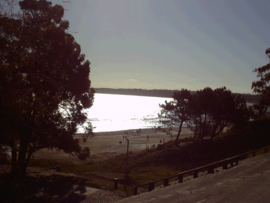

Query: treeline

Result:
[159,87,250,145]
[94,88,261,103]
[94,88,175,98]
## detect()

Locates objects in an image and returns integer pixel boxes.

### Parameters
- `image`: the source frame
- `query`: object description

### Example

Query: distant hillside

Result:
[94,88,261,104]
[94,88,176,98]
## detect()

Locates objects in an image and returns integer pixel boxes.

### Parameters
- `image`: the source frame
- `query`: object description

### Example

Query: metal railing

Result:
[117,145,270,195]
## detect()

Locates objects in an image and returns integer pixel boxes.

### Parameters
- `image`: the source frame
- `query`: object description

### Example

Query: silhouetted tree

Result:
[190,87,249,140]
[251,48,270,117]
[0,0,94,176]
[190,87,215,139]
[159,89,193,145]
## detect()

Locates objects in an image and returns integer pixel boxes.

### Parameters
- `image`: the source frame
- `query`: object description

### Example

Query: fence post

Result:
[208,167,214,174]
[164,178,169,187]
[235,158,239,165]
[148,182,155,191]
[193,170,198,178]
[133,187,138,195]
[230,160,234,167]
[178,174,183,183]
[114,178,118,190]
[223,161,228,170]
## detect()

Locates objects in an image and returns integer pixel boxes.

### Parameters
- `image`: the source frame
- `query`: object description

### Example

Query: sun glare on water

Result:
[84,93,172,132]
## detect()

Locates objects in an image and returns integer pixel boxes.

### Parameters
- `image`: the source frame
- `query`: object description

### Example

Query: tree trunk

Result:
[210,123,219,139]
[175,121,184,145]
[194,117,201,138]
[211,122,227,140]
[22,148,35,177]
[194,120,198,138]
[10,138,31,177]
[17,139,28,177]
[11,146,18,176]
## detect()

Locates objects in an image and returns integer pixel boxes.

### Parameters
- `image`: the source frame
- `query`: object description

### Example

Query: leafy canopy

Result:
[159,89,193,145]
[0,0,94,176]
[159,87,249,144]
[251,48,270,117]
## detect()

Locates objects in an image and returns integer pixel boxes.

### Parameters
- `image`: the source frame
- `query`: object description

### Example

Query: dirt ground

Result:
[34,127,194,162]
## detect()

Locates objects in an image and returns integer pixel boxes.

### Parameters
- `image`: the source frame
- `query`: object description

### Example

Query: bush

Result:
[77,147,90,161]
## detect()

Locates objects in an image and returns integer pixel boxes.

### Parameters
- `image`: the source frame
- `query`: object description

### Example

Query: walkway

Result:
[119,152,270,203]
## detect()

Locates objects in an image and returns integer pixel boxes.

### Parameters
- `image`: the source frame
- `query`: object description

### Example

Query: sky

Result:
[60,0,270,93]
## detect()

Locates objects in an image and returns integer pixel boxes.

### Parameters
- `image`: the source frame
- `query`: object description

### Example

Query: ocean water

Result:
[84,93,173,132]
[79,93,256,133]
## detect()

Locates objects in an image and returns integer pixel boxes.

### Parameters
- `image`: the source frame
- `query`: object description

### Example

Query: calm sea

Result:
[83,93,173,132]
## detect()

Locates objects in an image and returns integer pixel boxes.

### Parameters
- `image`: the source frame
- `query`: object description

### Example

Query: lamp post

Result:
[125,138,129,180]
[124,138,129,196]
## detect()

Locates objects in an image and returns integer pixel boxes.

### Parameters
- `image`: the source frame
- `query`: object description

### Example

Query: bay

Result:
[79,93,256,133]
[83,93,173,132]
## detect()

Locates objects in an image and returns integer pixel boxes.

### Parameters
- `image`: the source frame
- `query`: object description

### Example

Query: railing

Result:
[114,145,270,195]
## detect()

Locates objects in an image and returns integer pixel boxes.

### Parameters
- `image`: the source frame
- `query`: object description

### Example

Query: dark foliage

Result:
[159,87,250,144]
[159,89,193,145]
[251,49,270,117]
[0,174,88,203]
[0,0,94,176]
[190,87,250,140]
[129,118,270,172]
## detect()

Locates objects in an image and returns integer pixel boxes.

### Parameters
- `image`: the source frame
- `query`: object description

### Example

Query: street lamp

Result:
[125,138,129,181]
[124,138,129,196]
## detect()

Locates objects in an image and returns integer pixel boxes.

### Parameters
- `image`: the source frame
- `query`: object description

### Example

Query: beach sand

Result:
[34,127,193,162]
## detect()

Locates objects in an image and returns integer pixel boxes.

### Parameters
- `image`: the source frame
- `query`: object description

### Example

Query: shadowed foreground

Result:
[0,174,100,203]
[119,152,270,203]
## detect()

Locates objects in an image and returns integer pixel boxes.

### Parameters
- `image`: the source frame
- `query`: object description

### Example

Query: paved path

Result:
[119,152,270,203]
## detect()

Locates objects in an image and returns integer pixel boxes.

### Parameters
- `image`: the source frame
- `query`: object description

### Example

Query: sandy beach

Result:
[34,127,194,162]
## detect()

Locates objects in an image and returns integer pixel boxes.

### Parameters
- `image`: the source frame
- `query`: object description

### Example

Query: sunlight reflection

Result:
[82,93,173,132]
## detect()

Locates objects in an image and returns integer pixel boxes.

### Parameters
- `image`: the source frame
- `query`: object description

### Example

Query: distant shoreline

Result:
[94,88,175,98]
[94,88,261,103]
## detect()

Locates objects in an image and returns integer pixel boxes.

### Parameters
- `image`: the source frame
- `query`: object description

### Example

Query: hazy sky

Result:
[61,0,270,93]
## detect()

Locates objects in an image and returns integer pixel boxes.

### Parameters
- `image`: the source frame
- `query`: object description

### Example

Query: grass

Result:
[28,140,216,194]
[27,147,184,195]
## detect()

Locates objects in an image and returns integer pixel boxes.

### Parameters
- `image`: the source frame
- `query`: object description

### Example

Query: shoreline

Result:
[77,126,178,136]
